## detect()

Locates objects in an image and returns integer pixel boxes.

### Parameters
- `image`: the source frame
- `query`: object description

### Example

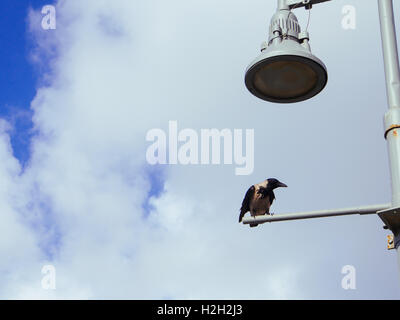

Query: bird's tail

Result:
[240,209,259,227]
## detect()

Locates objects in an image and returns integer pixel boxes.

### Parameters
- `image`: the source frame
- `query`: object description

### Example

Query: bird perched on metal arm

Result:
[239,178,287,227]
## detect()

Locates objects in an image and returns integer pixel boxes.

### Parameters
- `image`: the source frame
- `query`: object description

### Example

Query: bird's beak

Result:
[278,182,288,188]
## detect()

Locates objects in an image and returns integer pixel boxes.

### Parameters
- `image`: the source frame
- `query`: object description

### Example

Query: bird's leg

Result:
[270,212,274,216]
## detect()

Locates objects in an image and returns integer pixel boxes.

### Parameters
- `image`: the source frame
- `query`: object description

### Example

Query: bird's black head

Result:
[267,178,288,189]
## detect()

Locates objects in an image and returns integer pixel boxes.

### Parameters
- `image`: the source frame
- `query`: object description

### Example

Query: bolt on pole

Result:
[378,0,400,273]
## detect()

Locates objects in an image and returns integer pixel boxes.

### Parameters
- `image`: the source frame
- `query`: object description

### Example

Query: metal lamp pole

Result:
[378,0,400,269]
[243,0,400,275]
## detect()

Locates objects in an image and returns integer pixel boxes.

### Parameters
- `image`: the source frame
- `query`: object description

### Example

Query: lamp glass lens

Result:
[253,60,318,100]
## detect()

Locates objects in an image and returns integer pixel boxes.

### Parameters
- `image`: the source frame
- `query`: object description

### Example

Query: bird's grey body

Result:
[239,178,287,227]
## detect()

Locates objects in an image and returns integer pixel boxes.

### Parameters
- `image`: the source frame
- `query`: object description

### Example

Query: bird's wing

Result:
[239,186,255,222]
[269,191,275,204]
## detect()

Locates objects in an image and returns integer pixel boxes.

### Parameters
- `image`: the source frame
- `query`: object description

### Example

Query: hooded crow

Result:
[239,178,287,227]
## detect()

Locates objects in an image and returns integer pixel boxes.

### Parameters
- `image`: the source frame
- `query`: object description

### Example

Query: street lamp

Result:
[243,0,400,278]
[245,0,328,103]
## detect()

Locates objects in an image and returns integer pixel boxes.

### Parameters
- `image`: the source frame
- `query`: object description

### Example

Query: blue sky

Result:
[0,0,164,262]
[0,0,51,164]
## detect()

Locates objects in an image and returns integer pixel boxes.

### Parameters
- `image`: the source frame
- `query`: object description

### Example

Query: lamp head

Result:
[245,9,328,103]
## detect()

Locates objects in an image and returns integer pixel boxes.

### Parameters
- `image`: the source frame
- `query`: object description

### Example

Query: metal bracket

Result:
[387,234,395,250]
[242,204,390,225]
[286,0,332,10]
[377,207,400,234]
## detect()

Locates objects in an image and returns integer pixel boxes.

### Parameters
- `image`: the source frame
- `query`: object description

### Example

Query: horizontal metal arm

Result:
[242,203,390,225]
[282,0,332,10]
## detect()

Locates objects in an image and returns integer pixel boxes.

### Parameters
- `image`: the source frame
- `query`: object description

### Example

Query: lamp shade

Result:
[245,8,328,103]
[245,40,328,103]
